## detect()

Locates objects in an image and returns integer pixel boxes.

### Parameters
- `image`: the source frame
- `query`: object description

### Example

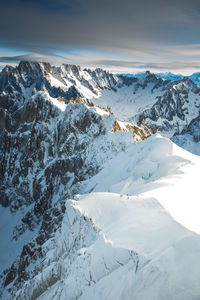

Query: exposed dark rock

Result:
[177,114,200,142]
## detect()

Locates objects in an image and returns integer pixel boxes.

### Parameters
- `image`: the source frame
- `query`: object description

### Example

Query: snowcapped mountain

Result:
[123,71,200,86]
[0,61,117,113]
[154,72,183,82]
[2,60,200,142]
[188,72,200,86]
[119,71,184,82]
[1,61,200,299]
[140,78,200,136]
[156,72,200,86]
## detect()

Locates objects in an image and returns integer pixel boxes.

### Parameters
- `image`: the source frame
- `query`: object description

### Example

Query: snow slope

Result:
[172,134,200,156]
[82,134,200,234]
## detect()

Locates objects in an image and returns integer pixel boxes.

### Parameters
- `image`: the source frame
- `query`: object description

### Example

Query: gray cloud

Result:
[1,52,200,76]
[94,59,200,70]
[1,0,200,53]
[1,0,200,73]
[85,59,200,74]
[0,53,69,64]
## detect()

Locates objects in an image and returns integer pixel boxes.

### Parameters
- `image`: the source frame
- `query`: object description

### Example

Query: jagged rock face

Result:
[133,71,170,92]
[119,71,171,94]
[0,61,52,112]
[1,200,98,300]
[0,94,113,212]
[0,61,58,96]
[143,89,184,122]
[85,68,118,90]
[178,114,200,142]
[140,78,200,134]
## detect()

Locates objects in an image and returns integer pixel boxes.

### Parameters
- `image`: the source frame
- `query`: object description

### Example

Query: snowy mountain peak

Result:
[60,63,82,77]
[18,60,52,75]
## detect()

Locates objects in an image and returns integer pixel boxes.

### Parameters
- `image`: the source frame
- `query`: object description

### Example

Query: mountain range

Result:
[121,71,200,86]
[1,61,200,300]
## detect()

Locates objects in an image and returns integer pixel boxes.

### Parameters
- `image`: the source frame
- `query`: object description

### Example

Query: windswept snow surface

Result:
[74,194,200,300]
[82,134,200,234]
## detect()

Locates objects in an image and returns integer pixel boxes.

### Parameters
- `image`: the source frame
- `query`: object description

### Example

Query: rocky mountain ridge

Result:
[0,61,118,113]
[3,60,199,140]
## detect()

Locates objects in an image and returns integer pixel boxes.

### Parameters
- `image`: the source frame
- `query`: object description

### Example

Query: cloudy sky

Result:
[1,0,200,74]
